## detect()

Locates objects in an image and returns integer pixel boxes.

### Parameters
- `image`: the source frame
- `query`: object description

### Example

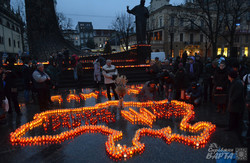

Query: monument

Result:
[25,0,80,60]
[127,0,151,64]
[127,0,149,44]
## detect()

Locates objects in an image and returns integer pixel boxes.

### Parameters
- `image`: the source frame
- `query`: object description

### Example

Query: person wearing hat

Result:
[227,70,244,133]
[185,56,199,82]
[32,63,51,111]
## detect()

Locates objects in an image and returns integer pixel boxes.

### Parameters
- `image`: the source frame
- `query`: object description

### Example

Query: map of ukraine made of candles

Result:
[10,85,216,160]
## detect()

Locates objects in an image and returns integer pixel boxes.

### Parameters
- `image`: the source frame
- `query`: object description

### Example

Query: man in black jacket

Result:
[227,70,244,133]
[4,65,21,115]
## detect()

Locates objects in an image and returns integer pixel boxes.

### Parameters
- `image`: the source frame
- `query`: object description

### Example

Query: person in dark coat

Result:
[0,66,6,120]
[213,61,229,113]
[185,56,199,83]
[185,82,202,106]
[174,67,189,100]
[182,51,188,67]
[227,70,245,133]
[159,71,175,100]
[4,65,21,115]
[203,59,218,102]
[173,56,181,73]
[22,60,33,103]
[146,60,161,81]
[46,61,60,89]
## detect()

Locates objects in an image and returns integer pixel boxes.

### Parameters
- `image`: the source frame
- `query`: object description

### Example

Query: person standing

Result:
[22,59,33,103]
[227,70,244,134]
[102,60,119,101]
[213,61,229,113]
[32,64,51,111]
[4,64,21,115]
[93,59,101,89]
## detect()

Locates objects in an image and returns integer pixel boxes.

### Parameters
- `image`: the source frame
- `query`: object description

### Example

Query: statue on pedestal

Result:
[127,0,149,44]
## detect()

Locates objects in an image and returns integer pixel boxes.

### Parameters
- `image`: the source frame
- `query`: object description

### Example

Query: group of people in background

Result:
[0,50,250,140]
[141,53,250,137]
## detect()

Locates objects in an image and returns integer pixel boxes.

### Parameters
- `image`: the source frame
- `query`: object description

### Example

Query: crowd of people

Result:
[0,50,250,140]
[141,54,250,138]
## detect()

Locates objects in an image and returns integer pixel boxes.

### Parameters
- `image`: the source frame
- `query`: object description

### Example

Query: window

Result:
[16,27,20,33]
[171,16,175,26]
[217,48,222,55]
[180,19,184,26]
[190,34,193,44]
[0,18,2,24]
[7,22,10,28]
[12,25,15,30]
[245,47,248,57]
[223,48,228,57]
[14,40,16,47]
[247,12,250,21]
[18,41,20,48]
[159,16,162,27]
[0,36,3,44]
[99,38,101,41]
[200,34,203,42]
[190,21,194,29]
[180,33,183,42]
[8,38,11,47]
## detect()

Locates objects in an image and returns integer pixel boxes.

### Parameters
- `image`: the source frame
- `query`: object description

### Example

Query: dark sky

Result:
[56,0,184,29]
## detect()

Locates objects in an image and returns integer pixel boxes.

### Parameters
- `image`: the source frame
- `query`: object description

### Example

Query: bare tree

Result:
[179,0,225,59]
[111,12,135,51]
[56,12,73,30]
[221,0,248,56]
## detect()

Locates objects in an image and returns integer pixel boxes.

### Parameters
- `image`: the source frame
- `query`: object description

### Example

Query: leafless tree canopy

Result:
[111,12,135,51]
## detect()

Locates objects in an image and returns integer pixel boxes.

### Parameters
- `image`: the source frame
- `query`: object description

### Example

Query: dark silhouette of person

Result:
[127,0,149,44]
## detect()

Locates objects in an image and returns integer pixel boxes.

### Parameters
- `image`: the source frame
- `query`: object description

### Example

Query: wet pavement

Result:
[0,86,249,163]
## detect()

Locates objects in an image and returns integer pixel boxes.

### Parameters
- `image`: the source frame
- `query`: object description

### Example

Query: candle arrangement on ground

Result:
[10,97,216,161]
[51,86,142,104]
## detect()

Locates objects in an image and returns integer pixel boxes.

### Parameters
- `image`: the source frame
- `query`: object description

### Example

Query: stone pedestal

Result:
[136,45,151,64]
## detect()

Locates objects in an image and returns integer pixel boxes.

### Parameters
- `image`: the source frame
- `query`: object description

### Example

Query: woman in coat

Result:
[213,61,229,113]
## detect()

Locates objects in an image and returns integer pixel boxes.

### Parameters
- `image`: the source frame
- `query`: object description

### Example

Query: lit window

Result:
[217,48,222,55]
[244,47,248,57]
[223,48,228,57]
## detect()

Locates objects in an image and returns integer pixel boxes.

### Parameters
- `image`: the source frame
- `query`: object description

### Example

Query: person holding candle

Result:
[102,60,119,101]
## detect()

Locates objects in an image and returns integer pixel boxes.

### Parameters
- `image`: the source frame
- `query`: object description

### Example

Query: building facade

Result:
[93,29,116,49]
[148,1,207,58]
[62,29,80,49]
[0,0,24,60]
[76,22,94,50]
[216,0,250,57]
[147,0,250,58]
